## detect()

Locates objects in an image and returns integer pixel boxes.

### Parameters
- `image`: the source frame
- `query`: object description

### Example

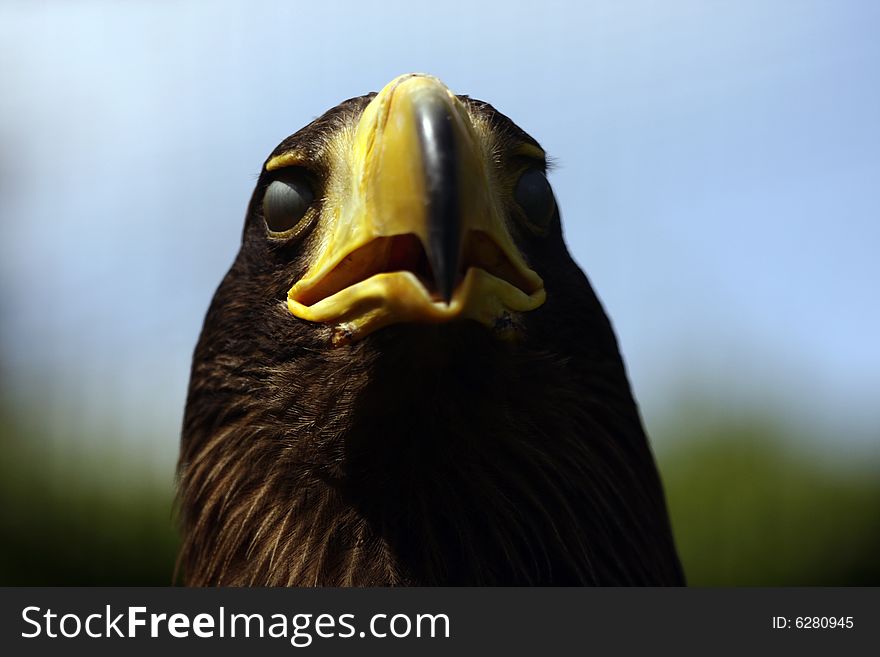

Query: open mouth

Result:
[282,74,547,343]
[291,231,541,308]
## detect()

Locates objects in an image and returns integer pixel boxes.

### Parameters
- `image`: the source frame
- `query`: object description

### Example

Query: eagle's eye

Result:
[262,169,315,235]
[514,169,556,232]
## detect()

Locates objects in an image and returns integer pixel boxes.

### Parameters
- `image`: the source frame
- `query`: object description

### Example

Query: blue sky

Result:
[1,1,878,474]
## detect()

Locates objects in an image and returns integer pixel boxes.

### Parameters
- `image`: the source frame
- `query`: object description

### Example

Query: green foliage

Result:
[1,410,877,585]
[0,417,178,585]
[658,422,880,586]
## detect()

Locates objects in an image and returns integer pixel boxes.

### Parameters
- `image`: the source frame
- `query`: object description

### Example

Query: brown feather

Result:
[176,94,685,586]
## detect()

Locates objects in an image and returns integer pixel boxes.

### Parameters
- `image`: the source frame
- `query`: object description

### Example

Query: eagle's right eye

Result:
[262,169,315,234]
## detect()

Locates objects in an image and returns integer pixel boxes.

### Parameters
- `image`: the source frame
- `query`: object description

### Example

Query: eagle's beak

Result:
[276,74,545,344]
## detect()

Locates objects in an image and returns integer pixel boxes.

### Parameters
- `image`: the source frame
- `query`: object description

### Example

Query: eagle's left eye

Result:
[262,169,315,234]
[514,169,556,232]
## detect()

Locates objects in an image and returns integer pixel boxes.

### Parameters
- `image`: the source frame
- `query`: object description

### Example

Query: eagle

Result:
[177,74,685,586]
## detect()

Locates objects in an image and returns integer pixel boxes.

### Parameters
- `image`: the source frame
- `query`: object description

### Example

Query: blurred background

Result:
[1,0,878,585]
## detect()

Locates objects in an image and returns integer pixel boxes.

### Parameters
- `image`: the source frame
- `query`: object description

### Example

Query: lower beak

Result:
[280,74,545,343]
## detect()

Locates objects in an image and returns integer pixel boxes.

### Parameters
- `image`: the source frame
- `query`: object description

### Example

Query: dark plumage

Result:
[177,76,685,586]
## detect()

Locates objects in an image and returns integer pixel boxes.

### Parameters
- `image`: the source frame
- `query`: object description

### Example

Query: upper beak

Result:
[276,74,545,343]
[417,78,463,303]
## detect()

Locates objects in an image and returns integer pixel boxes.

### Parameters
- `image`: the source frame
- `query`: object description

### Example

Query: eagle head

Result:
[177,74,684,586]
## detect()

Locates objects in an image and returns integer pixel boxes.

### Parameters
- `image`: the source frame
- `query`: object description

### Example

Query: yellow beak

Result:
[277,74,545,344]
